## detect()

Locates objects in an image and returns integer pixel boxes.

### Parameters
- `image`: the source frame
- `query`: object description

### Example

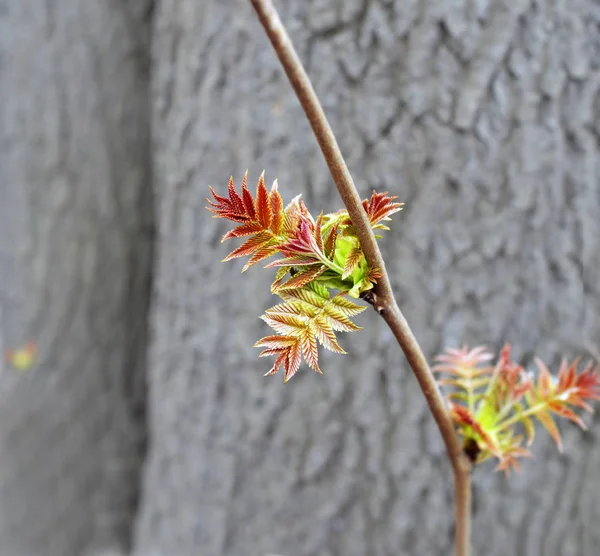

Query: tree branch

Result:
[248,1,472,555]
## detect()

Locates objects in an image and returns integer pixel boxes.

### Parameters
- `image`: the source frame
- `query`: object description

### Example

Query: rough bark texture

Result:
[135,1,600,555]
[0,1,153,555]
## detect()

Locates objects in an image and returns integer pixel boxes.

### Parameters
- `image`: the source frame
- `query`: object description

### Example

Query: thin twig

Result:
[248,0,472,554]
[455,467,472,556]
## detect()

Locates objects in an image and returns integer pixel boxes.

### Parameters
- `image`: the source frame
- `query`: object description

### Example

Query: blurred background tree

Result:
[0,1,599,556]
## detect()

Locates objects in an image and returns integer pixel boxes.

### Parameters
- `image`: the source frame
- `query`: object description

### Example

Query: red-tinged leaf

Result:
[342,246,363,279]
[535,357,554,399]
[256,172,272,229]
[536,411,563,452]
[495,447,532,475]
[448,403,476,425]
[276,265,327,291]
[210,211,250,224]
[241,172,256,220]
[227,176,245,214]
[241,244,279,271]
[265,351,287,377]
[577,361,600,393]
[271,266,291,292]
[264,255,320,268]
[298,198,313,221]
[284,341,302,382]
[512,376,534,401]
[362,190,404,227]
[258,347,289,357]
[311,315,345,353]
[270,180,283,235]
[557,358,577,391]
[207,177,254,222]
[561,360,600,405]
[547,401,587,429]
[300,329,321,373]
[221,221,265,241]
[433,345,495,378]
[282,194,302,233]
[279,217,323,258]
[435,345,495,366]
[254,335,299,349]
[565,397,594,413]
[207,185,231,207]
[261,313,307,336]
[324,226,338,260]
[448,404,502,457]
[364,267,383,283]
[222,232,272,261]
[314,213,324,252]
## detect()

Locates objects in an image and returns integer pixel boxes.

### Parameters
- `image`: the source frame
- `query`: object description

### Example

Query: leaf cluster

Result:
[433,344,600,474]
[208,171,403,381]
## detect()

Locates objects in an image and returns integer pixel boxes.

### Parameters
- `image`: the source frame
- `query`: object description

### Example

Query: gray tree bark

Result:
[135,1,600,556]
[0,1,153,555]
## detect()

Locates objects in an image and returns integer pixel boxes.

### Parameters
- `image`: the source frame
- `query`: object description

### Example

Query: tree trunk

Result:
[0,1,153,555]
[136,1,600,555]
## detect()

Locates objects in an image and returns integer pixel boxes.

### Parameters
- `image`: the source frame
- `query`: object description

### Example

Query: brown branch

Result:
[248,0,472,554]
[455,465,472,556]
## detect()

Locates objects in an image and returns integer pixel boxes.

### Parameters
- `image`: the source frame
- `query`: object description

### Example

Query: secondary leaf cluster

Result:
[208,171,403,381]
[433,344,600,474]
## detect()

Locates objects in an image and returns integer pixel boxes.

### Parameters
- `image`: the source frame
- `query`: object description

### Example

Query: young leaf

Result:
[536,411,563,453]
[270,180,283,235]
[271,266,291,293]
[275,265,327,291]
[265,255,321,268]
[323,225,338,260]
[311,314,345,353]
[209,172,404,382]
[255,282,365,380]
[207,173,287,266]
[300,328,321,374]
[362,190,404,228]
[255,172,273,229]
[434,344,599,474]
[241,171,256,219]
[342,246,363,280]
[241,243,280,272]
[222,231,273,262]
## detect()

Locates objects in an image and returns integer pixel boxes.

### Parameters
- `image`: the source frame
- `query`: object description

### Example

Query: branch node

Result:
[360,291,377,306]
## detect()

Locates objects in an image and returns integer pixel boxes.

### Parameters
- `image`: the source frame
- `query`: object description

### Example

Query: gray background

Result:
[1,0,599,555]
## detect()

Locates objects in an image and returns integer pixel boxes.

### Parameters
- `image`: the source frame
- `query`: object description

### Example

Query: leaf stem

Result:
[317,253,344,275]
[493,402,547,434]
[248,1,472,554]
[467,382,475,415]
